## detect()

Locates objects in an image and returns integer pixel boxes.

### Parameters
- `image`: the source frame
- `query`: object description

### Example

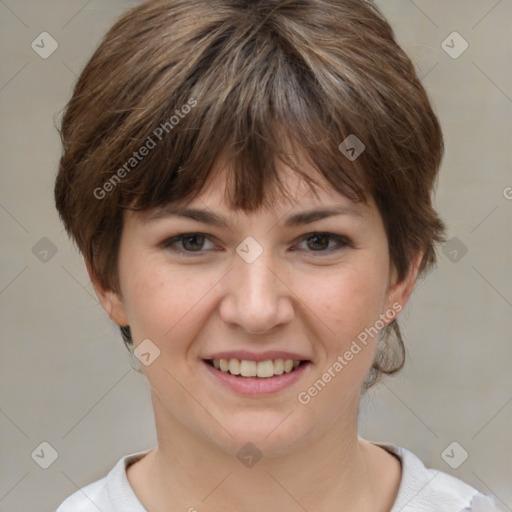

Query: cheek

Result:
[294,263,390,417]
[119,259,217,353]
[313,260,390,346]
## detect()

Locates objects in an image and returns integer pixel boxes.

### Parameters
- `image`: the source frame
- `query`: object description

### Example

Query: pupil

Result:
[308,234,328,250]
[184,234,203,251]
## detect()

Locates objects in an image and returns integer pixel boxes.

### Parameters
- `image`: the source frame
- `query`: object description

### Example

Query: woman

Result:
[54,0,501,510]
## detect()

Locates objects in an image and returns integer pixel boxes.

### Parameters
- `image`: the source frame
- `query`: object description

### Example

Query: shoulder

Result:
[376,443,504,512]
[55,451,150,512]
[56,476,108,512]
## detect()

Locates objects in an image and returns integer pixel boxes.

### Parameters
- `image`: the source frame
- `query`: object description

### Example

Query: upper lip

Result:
[202,350,311,362]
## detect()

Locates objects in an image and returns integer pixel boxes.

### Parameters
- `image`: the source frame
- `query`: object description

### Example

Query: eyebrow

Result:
[143,204,364,228]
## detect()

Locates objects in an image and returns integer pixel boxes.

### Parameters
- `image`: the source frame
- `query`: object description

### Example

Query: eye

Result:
[294,232,349,253]
[160,231,350,256]
[161,233,216,254]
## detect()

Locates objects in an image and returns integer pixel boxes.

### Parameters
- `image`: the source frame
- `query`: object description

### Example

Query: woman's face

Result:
[97,162,417,457]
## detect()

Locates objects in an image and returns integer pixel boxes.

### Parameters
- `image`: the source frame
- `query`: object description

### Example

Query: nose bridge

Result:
[220,241,293,333]
[240,248,277,301]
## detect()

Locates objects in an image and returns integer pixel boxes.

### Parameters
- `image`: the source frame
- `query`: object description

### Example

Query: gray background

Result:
[0,1,511,511]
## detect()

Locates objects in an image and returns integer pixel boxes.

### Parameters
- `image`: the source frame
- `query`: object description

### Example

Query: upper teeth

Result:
[212,358,301,378]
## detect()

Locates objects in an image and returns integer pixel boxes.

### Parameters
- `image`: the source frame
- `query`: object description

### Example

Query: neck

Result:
[130,391,399,512]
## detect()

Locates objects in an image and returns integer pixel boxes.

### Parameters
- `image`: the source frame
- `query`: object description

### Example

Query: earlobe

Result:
[85,259,129,326]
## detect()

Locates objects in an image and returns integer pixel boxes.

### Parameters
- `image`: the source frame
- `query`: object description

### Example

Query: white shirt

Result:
[55,443,503,511]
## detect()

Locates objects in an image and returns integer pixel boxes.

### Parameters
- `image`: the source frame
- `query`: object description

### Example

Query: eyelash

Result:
[161,232,350,256]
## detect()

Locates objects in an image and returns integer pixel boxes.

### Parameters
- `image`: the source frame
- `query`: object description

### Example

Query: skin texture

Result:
[90,160,422,512]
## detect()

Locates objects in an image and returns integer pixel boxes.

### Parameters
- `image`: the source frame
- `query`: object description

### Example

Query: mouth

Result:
[204,358,310,378]
[202,356,312,396]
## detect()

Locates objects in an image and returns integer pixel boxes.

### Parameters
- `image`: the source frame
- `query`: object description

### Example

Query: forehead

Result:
[137,159,374,229]
[183,158,364,213]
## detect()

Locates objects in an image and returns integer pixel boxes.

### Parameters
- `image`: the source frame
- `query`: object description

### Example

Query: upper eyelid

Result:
[162,231,349,251]
[295,232,350,249]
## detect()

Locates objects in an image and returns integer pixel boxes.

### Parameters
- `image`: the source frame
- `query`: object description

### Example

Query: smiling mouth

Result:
[205,358,309,378]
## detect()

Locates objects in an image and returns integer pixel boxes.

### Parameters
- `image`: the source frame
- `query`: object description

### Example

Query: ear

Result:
[383,249,424,316]
[85,259,129,326]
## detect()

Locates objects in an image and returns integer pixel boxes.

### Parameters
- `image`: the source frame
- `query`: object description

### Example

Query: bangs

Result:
[90,11,369,214]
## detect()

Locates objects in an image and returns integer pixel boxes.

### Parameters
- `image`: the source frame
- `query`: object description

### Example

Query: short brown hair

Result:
[55,0,445,388]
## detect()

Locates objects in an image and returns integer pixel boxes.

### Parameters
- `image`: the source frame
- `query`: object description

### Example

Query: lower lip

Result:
[202,360,311,396]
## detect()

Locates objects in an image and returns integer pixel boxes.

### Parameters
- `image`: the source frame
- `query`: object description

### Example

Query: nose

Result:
[218,250,295,334]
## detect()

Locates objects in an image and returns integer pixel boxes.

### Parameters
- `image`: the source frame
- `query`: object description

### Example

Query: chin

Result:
[205,411,310,459]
